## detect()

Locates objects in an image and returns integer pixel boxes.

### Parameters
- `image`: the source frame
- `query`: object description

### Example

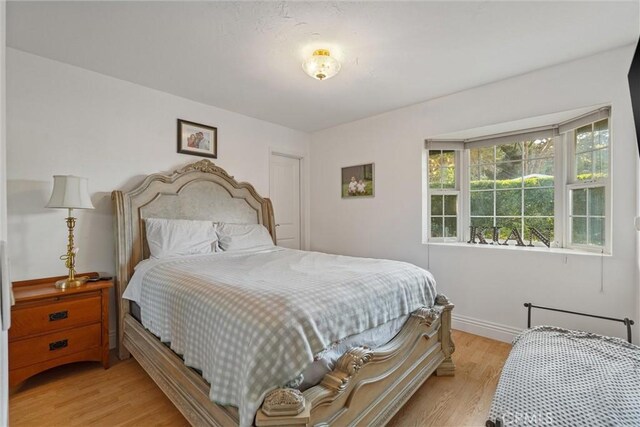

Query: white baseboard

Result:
[452,313,522,343]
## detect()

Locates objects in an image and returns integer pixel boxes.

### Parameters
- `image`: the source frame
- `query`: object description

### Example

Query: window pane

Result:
[470,216,492,229]
[470,164,494,190]
[468,141,557,242]
[496,217,522,239]
[574,119,609,183]
[470,146,494,165]
[444,195,457,215]
[470,191,493,216]
[572,217,587,244]
[576,124,593,153]
[524,188,554,217]
[441,166,456,189]
[589,217,605,246]
[496,161,522,182]
[576,152,592,179]
[431,195,443,216]
[525,138,554,159]
[469,149,480,165]
[429,177,441,189]
[593,148,608,178]
[572,188,587,215]
[429,150,458,189]
[441,150,455,167]
[589,186,605,216]
[593,119,609,149]
[431,217,443,238]
[496,143,522,162]
[427,148,459,240]
[593,118,608,131]
[524,217,554,241]
[444,217,457,238]
[429,150,442,166]
[524,158,554,186]
[496,190,522,216]
[428,151,442,188]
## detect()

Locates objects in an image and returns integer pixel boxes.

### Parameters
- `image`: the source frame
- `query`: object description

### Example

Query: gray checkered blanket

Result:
[488,326,640,426]
[124,247,437,426]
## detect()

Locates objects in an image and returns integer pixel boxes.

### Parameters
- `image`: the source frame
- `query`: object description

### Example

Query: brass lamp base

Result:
[55,276,89,289]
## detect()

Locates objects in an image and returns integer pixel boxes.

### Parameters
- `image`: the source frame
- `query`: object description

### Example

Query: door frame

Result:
[269,148,309,250]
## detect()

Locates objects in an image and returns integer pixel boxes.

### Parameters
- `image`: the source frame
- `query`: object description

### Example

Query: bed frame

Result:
[112,159,455,426]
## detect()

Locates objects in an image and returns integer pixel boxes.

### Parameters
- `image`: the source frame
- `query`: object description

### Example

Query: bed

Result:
[112,159,455,426]
[486,306,640,427]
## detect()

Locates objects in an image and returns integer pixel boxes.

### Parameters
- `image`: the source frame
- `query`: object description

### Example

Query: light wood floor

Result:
[9,330,511,427]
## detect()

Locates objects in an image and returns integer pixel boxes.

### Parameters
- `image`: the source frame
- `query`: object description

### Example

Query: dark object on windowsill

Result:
[524,302,635,343]
[467,226,551,247]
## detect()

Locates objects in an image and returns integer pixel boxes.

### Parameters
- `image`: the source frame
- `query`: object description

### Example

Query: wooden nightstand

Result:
[9,274,112,387]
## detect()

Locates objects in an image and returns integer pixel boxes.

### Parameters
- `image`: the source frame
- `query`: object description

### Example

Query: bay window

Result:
[424,107,611,253]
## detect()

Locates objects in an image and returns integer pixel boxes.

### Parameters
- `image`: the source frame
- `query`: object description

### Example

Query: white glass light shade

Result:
[302,49,341,81]
[46,175,94,209]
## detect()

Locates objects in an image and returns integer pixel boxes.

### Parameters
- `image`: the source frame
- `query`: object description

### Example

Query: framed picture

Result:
[177,119,217,158]
[341,163,375,198]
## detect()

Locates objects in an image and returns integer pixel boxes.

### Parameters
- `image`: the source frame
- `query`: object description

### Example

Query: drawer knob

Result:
[49,339,68,351]
[49,310,68,321]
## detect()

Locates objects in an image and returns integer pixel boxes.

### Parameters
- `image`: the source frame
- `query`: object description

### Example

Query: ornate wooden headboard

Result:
[111,160,275,355]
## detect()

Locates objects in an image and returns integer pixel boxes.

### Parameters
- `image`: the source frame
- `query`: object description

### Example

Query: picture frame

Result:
[341,163,375,198]
[177,119,218,158]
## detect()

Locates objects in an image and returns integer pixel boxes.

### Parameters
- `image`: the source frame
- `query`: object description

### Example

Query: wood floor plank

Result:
[9,330,511,427]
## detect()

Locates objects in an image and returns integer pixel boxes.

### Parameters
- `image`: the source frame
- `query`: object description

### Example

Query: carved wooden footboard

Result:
[121,293,454,427]
[255,295,455,427]
[113,160,455,427]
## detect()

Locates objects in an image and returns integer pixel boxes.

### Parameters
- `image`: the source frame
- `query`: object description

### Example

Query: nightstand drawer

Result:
[9,295,101,340]
[9,323,102,370]
[9,278,112,386]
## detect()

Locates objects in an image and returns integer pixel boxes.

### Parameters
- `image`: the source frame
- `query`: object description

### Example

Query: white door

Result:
[270,154,301,249]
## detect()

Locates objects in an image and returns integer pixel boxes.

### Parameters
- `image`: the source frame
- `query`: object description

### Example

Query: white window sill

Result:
[425,241,611,257]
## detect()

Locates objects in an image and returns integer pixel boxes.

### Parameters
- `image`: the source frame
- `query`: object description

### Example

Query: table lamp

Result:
[46,175,94,289]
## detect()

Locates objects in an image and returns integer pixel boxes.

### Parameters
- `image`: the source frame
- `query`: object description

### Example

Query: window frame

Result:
[465,140,557,244]
[424,108,612,253]
[564,124,612,254]
[425,150,463,242]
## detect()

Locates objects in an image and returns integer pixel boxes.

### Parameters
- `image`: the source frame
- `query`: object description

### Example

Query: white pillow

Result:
[145,218,218,259]
[216,223,275,252]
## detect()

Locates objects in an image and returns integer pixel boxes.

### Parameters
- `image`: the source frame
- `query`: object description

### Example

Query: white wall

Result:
[0,1,8,425]
[6,49,311,345]
[5,43,639,350]
[310,45,640,343]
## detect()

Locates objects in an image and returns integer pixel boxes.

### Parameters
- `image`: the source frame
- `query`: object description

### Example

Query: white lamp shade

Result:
[46,175,94,209]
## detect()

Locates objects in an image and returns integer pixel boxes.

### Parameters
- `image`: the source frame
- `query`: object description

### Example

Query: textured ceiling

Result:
[7,1,640,132]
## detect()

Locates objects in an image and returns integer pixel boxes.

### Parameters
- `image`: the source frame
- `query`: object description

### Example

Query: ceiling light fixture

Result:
[302,49,341,81]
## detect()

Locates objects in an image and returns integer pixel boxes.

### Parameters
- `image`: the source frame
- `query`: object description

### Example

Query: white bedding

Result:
[299,313,409,391]
[124,247,437,427]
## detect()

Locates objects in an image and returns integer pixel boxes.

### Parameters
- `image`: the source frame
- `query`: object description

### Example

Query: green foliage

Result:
[469,175,555,239]
[470,175,554,191]
[576,172,607,181]
[428,150,456,189]
[429,166,456,189]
